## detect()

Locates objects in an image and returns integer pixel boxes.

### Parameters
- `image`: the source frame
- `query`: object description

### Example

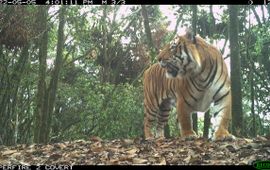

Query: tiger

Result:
[143,30,234,141]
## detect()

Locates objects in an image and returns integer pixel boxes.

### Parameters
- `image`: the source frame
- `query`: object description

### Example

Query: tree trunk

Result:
[141,5,157,62]
[34,6,49,144]
[261,44,270,80]
[261,6,266,24]
[101,6,109,83]
[229,5,243,136]
[267,5,270,20]
[12,44,30,145]
[34,6,66,144]
[141,5,154,49]
[191,5,198,134]
[250,67,256,137]
[245,23,256,137]
[203,110,211,139]
[209,5,216,41]
[0,42,30,145]
[45,6,66,143]
[191,5,197,35]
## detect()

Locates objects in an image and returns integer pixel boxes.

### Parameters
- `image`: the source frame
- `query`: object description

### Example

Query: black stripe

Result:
[200,57,214,82]
[157,122,163,126]
[213,107,225,117]
[167,62,179,70]
[183,43,192,70]
[183,56,192,73]
[154,92,160,109]
[195,57,218,89]
[189,77,204,92]
[199,58,207,74]
[183,43,188,54]
[160,113,170,118]
[148,118,156,123]
[188,80,194,93]
[145,123,153,128]
[160,109,171,112]
[214,90,230,104]
[183,96,193,108]
[145,103,158,114]
[209,55,214,65]
[175,52,184,63]
[145,106,158,117]
[169,81,177,98]
[187,86,198,102]
[160,118,169,123]
[204,57,218,88]
[215,58,224,84]
[146,109,157,118]
[160,113,170,117]
[212,75,228,100]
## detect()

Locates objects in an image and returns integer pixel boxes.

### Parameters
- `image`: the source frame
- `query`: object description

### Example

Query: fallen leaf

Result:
[184,155,191,163]
[107,158,120,165]
[121,139,134,146]
[118,155,133,162]
[2,149,18,156]
[48,153,62,160]
[243,138,253,143]
[133,158,148,164]
[126,148,138,155]
[0,136,268,165]
[238,155,256,165]
[90,136,103,142]
[54,143,66,150]
[158,157,166,165]
[247,143,261,149]
[106,147,121,153]
[155,137,165,146]
[256,136,268,141]
[91,146,103,152]
[225,144,238,153]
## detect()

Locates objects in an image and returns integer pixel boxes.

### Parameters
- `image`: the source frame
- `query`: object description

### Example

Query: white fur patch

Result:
[165,72,174,79]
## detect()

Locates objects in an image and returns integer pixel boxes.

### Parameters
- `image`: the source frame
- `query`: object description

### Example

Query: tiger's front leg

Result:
[213,91,234,141]
[177,99,197,139]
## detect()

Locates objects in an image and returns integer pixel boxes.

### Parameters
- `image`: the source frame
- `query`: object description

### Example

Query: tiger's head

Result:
[157,30,202,78]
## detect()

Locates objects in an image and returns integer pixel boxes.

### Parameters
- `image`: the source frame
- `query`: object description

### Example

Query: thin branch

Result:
[251,6,262,27]
[64,48,92,67]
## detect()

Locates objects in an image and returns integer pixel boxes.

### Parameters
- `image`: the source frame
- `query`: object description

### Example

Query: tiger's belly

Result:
[186,91,214,112]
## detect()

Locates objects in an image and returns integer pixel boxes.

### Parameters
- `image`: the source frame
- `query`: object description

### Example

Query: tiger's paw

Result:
[181,130,198,141]
[213,129,235,141]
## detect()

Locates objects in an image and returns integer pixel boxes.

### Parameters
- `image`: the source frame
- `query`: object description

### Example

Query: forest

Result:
[0,5,270,165]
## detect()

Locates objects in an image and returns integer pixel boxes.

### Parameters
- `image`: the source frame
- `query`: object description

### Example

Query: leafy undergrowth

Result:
[0,136,269,165]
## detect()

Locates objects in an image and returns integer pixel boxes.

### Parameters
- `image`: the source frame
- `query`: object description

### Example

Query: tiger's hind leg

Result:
[144,100,158,140]
[144,98,173,139]
[156,98,173,138]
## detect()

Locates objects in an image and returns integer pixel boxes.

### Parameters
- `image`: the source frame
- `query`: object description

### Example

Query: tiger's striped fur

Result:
[143,31,233,140]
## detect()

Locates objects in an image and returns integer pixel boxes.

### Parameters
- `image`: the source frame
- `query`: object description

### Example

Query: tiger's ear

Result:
[185,29,196,44]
